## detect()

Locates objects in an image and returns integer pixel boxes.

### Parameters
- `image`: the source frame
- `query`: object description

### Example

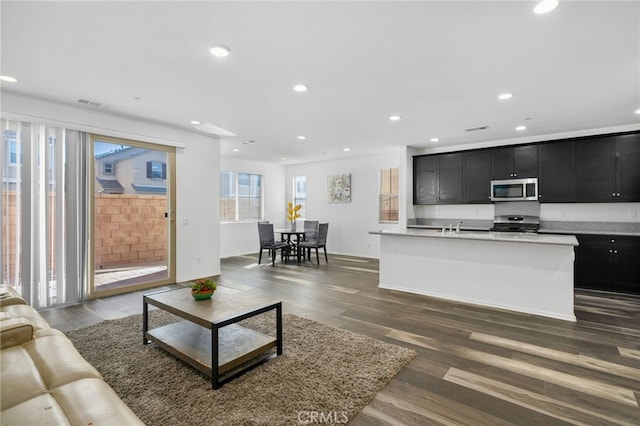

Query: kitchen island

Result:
[370,228,579,321]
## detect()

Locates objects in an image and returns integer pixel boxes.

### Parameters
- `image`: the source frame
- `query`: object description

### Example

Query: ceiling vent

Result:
[465,125,489,132]
[77,99,102,107]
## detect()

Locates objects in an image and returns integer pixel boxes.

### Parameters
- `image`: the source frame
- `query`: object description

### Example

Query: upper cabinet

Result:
[538,141,576,202]
[463,150,492,203]
[413,153,463,204]
[492,145,538,180]
[575,136,616,202]
[575,133,640,202]
[413,156,438,204]
[412,131,639,205]
[616,132,640,202]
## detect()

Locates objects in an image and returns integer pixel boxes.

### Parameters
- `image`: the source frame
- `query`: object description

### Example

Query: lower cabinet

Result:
[575,234,640,294]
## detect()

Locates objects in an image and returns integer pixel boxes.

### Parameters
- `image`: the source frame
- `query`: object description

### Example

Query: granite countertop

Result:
[370,228,579,246]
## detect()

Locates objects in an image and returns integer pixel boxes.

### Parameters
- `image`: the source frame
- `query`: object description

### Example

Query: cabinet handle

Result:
[611,239,615,243]
[614,250,618,254]
[609,249,613,253]
[612,193,616,196]
[617,193,621,197]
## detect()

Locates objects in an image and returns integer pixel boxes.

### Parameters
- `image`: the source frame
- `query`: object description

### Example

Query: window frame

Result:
[220,170,264,222]
[379,167,399,223]
[293,175,307,219]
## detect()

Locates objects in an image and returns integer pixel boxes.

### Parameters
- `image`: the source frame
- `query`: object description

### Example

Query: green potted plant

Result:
[191,278,217,300]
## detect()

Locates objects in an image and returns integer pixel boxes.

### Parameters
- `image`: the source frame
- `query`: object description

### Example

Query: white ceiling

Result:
[1,1,639,165]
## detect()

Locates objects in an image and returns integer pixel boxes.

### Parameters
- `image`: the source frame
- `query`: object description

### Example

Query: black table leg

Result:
[276,303,283,355]
[142,298,149,345]
[212,326,220,389]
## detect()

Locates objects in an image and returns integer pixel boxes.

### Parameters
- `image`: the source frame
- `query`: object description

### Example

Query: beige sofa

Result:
[0,285,144,425]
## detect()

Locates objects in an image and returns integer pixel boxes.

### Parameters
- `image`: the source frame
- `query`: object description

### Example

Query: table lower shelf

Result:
[145,321,277,377]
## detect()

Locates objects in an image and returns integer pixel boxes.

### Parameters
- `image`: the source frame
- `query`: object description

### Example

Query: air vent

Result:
[465,125,489,132]
[77,99,102,107]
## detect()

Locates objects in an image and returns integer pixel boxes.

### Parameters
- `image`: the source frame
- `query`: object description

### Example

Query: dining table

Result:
[274,229,308,263]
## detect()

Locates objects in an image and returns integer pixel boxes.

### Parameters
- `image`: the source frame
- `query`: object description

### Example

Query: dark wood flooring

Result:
[40,254,640,425]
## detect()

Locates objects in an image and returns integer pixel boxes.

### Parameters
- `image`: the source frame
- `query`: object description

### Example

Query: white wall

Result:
[1,92,221,282]
[285,149,404,258]
[219,157,286,258]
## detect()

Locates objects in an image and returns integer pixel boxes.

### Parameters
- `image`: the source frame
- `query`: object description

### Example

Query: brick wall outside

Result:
[1,191,20,279]
[95,194,167,270]
[2,192,166,280]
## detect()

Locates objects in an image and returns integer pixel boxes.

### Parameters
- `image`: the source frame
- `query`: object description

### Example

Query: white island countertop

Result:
[370,228,578,246]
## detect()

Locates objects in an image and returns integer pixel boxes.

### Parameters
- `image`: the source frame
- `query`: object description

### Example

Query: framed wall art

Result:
[327,173,351,203]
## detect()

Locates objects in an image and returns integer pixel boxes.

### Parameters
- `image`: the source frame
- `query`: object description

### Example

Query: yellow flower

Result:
[287,202,302,222]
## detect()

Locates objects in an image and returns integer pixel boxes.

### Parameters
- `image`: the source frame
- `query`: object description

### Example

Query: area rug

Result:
[65,311,415,425]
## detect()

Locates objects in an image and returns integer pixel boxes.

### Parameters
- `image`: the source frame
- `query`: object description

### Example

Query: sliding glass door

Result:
[90,135,175,297]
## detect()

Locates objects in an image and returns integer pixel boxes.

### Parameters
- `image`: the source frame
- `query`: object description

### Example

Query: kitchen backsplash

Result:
[412,202,640,223]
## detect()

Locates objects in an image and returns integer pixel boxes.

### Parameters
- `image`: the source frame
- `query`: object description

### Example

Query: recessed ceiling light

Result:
[209,45,231,57]
[281,157,287,160]
[344,148,351,152]
[516,125,527,131]
[635,109,640,115]
[430,138,439,143]
[232,148,239,152]
[190,120,201,125]
[0,75,18,83]
[498,93,513,100]
[293,84,308,92]
[297,136,306,140]
[389,115,401,121]
[534,0,559,14]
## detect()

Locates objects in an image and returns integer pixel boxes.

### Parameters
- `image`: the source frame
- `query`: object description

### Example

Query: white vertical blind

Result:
[1,119,87,307]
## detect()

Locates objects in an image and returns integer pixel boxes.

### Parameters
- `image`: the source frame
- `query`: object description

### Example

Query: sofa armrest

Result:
[1,318,34,349]
[0,286,27,307]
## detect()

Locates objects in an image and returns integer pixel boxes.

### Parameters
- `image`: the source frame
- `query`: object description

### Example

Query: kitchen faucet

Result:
[456,221,463,233]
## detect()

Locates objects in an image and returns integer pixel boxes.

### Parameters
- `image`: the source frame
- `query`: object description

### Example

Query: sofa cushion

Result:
[1,345,48,410]
[51,378,144,426]
[1,332,104,410]
[0,304,51,333]
[0,393,71,426]
[0,286,28,307]
[0,318,34,349]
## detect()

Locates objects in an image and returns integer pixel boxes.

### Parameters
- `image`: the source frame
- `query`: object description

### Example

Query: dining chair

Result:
[257,223,289,266]
[303,220,319,259]
[299,223,329,265]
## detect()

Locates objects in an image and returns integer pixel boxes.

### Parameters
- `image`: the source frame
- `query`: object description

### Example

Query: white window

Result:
[293,176,306,218]
[380,167,399,223]
[103,162,113,175]
[220,171,263,221]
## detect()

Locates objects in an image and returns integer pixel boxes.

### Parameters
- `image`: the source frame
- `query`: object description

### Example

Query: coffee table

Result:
[143,287,282,389]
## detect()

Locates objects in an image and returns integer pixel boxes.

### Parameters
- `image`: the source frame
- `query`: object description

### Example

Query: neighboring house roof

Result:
[131,184,166,194]
[97,177,124,194]
[95,146,146,161]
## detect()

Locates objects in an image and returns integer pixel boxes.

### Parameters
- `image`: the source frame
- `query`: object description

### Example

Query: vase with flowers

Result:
[191,278,217,300]
[287,201,302,231]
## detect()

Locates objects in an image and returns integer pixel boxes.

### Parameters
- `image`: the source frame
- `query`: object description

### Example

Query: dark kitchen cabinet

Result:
[538,141,576,202]
[438,154,463,203]
[575,136,616,202]
[575,234,640,295]
[414,156,437,204]
[616,133,640,202]
[492,145,538,180]
[463,150,492,203]
[413,153,463,204]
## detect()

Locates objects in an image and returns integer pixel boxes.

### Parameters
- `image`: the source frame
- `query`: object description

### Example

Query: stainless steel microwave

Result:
[491,178,538,201]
